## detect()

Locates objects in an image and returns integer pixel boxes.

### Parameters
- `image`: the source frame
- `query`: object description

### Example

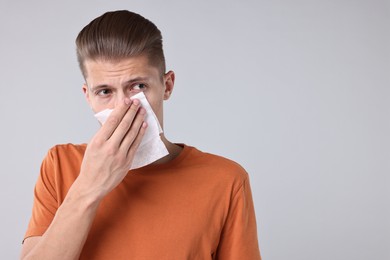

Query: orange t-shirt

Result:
[25,144,261,259]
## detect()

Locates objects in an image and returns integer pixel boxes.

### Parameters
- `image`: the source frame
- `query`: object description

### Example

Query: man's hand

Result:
[21,98,147,259]
[77,98,147,199]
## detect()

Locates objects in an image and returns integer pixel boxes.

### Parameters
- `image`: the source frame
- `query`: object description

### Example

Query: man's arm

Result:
[215,175,261,260]
[21,181,102,259]
[21,98,147,259]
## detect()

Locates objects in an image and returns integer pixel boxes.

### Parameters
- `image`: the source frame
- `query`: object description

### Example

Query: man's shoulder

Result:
[47,143,87,155]
[44,143,87,164]
[185,145,249,180]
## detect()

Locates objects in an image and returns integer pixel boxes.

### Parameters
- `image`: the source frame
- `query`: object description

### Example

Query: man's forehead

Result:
[84,57,159,86]
[85,56,152,72]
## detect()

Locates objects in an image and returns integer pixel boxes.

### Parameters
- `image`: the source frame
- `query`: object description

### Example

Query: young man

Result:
[21,10,261,259]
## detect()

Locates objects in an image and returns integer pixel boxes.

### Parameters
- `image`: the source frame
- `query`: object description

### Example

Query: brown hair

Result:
[76,10,166,78]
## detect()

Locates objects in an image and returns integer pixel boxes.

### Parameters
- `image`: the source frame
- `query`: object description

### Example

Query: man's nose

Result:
[113,90,127,108]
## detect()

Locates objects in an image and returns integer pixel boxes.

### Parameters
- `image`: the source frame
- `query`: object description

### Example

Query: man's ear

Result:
[82,83,92,108]
[163,70,175,100]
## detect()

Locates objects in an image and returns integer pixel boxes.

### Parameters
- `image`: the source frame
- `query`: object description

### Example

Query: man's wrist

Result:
[66,175,105,210]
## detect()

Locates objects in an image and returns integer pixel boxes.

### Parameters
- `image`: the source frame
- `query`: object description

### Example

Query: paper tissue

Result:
[94,92,169,169]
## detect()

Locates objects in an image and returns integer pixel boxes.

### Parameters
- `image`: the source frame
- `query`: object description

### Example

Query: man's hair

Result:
[76,10,166,78]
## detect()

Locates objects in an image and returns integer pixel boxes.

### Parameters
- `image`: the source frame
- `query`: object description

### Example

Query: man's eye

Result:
[133,84,146,90]
[97,89,112,96]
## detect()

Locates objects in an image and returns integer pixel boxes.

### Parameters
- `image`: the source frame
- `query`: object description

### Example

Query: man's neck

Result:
[152,135,183,165]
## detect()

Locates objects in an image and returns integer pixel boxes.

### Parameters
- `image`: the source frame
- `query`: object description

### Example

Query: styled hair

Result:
[76,10,166,78]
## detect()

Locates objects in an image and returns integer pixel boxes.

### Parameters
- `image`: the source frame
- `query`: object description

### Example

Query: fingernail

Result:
[124,98,131,105]
[139,107,146,114]
[133,99,140,105]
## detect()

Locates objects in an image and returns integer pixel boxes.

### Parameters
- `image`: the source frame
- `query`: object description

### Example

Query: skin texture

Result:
[21,55,182,259]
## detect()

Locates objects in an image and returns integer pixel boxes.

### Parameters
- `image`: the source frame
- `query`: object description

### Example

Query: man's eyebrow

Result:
[89,77,151,91]
[122,77,151,87]
[89,84,109,92]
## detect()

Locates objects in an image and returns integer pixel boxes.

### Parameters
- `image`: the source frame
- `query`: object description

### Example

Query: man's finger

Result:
[125,121,148,161]
[109,99,143,148]
[118,106,146,152]
[97,99,134,141]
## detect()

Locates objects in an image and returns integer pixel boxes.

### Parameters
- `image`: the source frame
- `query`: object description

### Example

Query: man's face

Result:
[82,55,174,128]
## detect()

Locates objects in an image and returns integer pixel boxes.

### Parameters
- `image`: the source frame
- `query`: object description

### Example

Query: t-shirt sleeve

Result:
[215,175,262,260]
[23,148,59,241]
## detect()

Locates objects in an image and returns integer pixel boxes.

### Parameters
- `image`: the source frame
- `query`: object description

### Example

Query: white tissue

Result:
[94,92,169,169]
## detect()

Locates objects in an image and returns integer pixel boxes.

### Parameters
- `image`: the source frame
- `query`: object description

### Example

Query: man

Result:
[21,10,261,259]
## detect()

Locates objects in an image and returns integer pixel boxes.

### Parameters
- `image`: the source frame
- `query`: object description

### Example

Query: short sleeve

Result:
[23,148,59,241]
[215,175,261,260]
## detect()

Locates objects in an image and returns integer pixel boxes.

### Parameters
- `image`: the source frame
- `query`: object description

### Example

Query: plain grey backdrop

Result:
[1,0,389,259]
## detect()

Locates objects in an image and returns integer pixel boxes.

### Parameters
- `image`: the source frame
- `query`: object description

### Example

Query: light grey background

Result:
[0,0,389,259]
